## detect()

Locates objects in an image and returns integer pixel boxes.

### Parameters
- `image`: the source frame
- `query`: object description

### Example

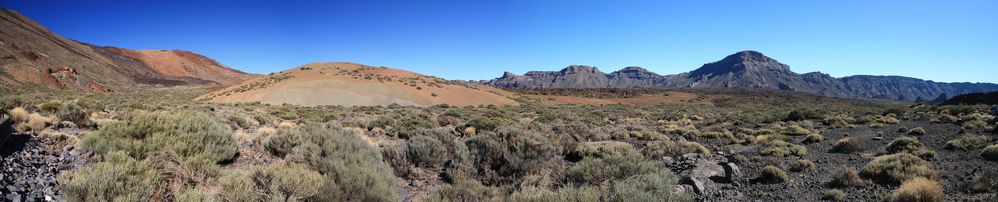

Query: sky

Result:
[2,0,996,82]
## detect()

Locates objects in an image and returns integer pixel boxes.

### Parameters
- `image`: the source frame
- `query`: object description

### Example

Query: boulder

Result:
[723,162,741,183]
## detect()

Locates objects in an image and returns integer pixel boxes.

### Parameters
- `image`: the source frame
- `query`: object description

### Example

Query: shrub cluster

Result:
[759,140,807,157]
[81,111,238,163]
[945,135,993,151]
[757,165,788,184]
[890,177,942,202]
[860,153,937,185]
[830,138,865,153]
[885,137,935,160]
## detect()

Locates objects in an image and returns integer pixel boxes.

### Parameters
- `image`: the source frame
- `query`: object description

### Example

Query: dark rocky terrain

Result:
[485,51,998,102]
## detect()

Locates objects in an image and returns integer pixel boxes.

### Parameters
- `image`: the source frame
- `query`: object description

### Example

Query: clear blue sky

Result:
[3,0,996,82]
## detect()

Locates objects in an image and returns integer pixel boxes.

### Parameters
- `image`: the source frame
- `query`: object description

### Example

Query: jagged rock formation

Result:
[485,51,998,101]
[0,8,254,92]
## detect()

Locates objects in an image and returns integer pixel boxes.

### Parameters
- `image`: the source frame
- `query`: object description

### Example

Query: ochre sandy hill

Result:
[199,62,519,107]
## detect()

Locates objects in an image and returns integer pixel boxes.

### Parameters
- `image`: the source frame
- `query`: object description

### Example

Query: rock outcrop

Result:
[485,51,998,102]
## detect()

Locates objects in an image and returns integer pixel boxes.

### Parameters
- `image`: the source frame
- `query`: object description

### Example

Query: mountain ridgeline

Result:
[485,51,998,102]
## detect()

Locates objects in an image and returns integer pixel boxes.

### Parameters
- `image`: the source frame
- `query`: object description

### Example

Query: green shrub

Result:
[61,152,159,202]
[81,111,238,163]
[466,115,516,132]
[57,103,88,126]
[254,163,326,201]
[641,140,704,159]
[39,100,62,114]
[983,145,998,161]
[0,97,21,112]
[507,186,606,202]
[174,187,222,202]
[369,110,436,138]
[608,171,691,202]
[790,159,817,172]
[265,123,399,201]
[227,116,251,129]
[860,153,937,185]
[426,180,501,202]
[573,141,640,159]
[907,127,927,136]
[945,135,993,151]
[566,154,660,185]
[760,140,807,157]
[757,165,788,184]
[885,137,935,160]
[466,126,558,184]
[408,135,449,168]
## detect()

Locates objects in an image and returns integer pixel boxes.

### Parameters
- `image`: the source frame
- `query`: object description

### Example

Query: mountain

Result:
[0,8,254,92]
[485,50,998,101]
[199,62,519,107]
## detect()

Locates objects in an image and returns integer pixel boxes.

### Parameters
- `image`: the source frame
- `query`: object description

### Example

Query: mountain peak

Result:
[689,50,790,78]
[560,65,600,74]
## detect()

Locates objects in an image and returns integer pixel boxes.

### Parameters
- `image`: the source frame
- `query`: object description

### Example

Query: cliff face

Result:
[485,51,998,101]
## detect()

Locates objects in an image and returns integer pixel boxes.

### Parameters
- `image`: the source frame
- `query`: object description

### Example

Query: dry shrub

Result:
[945,135,992,151]
[9,107,28,123]
[860,153,937,185]
[757,165,788,184]
[790,159,817,172]
[682,141,711,155]
[908,127,927,136]
[27,112,54,132]
[256,127,277,138]
[829,166,865,188]
[232,130,253,145]
[759,140,806,157]
[278,121,297,129]
[830,138,865,153]
[886,137,935,160]
[803,133,824,144]
[890,177,942,202]
[822,189,845,201]
[573,141,640,159]
[983,145,998,161]
[463,127,477,136]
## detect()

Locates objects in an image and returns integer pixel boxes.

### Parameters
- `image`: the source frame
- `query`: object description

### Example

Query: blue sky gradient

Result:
[2,0,996,82]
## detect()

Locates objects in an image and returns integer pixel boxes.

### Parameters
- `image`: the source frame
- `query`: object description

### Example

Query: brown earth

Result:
[200,62,519,107]
[0,8,255,92]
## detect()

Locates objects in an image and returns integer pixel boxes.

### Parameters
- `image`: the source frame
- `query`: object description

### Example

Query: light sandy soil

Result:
[527,92,706,105]
[201,62,519,107]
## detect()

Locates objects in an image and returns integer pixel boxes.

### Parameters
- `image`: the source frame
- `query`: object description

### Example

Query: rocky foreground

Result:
[0,117,89,202]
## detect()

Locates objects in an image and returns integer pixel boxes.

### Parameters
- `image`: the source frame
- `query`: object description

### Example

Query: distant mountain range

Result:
[484,51,998,101]
[0,8,254,92]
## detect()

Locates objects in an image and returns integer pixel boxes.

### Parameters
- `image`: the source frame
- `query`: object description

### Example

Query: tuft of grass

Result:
[962,170,998,193]
[760,140,807,157]
[829,138,865,153]
[781,125,811,136]
[945,135,993,151]
[907,127,927,136]
[829,166,865,188]
[860,153,937,185]
[573,141,640,159]
[803,133,824,144]
[790,159,817,172]
[983,145,998,161]
[890,177,942,202]
[757,165,788,184]
[886,137,935,160]
[566,154,660,186]
[8,107,29,123]
[822,189,846,201]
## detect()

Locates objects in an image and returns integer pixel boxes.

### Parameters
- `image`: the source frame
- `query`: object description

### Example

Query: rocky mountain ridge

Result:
[485,51,998,101]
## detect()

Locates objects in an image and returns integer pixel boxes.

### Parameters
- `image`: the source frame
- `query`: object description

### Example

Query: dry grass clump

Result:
[962,170,998,193]
[256,126,277,138]
[830,138,865,153]
[573,141,640,159]
[790,159,817,172]
[890,177,942,202]
[983,145,998,161]
[757,165,788,184]
[802,133,824,144]
[860,153,937,185]
[886,137,935,160]
[9,107,29,123]
[641,140,709,159]
[759,140,807,157]
[682,141,711,155]
[822,189,846,201]
[829,166,865,188]
[907,127,927,136]
[945,135,992,151]
[278,121,297,129]
[26,112,56,132]
[781,124,811,136]
[822,114,856,128]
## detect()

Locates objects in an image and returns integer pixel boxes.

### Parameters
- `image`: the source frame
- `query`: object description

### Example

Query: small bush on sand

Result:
[57,103,88,126]
[822,114,856,128]
[945,135,993,151]
[760,140,807,157]
[566,154,660,185]
[830,138,865,153]
[860,153,937,185]
[427,180,501,202]
[890,177,942,202]
[82,111,238,163]
[369,110,437,138]
[0,97,21,112]
[642,140,708,159]
[886,137,935,160]
[983,145,998,161]
[790,159,817,172]
[803,133,824,144]
[407,135,449,168]
[757,165,788,184]
[466,126,558,184]
[908,127,927,136]
[829,166,865,188]
[26,112,54,132]
[465,115,516,132]
[781,125,811,136]
[822,189,845,201]
[38,100,62,114]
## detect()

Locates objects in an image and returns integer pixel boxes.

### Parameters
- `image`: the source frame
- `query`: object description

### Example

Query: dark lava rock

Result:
[1,133,89,202]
